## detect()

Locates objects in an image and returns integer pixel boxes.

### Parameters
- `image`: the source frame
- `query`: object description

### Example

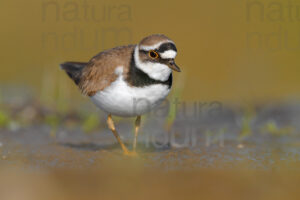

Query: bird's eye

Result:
[149,50,159,59]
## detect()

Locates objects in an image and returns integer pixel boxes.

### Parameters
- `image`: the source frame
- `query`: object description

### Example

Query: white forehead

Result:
[139,40,174,51]
[159,50,177,59]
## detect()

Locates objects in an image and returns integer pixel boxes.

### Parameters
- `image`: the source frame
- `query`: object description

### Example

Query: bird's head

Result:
[134,34,181,81]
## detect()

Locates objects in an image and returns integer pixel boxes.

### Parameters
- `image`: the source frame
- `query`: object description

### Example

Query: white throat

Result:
[134,46,171,82]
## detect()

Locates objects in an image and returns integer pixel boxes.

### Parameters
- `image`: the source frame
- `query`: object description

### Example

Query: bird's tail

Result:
[60,62,88,85]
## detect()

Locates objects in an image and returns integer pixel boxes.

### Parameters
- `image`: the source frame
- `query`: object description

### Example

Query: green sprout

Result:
[239,117,252,141]
[0,110,10,128]
[82,113,100,133]
[261,121,293,136]
[45,114,60,138]
[238,105,255,141]
[165,76,185,131]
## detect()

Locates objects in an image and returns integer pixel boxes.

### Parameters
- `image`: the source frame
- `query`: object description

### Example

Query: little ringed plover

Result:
[60,34,181,156]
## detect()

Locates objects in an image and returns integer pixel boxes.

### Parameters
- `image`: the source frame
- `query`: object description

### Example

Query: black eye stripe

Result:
[157,43,177,53]
[139,50,148,54]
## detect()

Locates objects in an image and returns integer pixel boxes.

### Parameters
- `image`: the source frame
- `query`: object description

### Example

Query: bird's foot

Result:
[123,150,138,157]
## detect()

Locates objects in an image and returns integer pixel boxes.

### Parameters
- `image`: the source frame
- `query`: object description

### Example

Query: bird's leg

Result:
[133,116,141,152]
[107,114,134,156]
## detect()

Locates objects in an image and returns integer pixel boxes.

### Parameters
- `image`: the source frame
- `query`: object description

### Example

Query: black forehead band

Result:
[157,43,177,53]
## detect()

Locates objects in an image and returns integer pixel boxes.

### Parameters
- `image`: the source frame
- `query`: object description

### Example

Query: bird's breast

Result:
[90,75,170,117]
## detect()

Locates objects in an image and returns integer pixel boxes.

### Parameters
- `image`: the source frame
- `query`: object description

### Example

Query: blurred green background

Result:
[1,0,300,103]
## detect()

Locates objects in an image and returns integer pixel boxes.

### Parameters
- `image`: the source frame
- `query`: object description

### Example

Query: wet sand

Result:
[0,103,300,199]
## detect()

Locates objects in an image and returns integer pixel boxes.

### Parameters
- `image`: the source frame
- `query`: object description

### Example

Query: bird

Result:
[60,34,181,156]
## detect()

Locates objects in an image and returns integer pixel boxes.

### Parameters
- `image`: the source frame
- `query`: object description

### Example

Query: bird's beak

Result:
[167,59,181,72]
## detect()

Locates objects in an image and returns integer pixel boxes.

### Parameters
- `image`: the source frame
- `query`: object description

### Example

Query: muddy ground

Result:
[0,101,300,200]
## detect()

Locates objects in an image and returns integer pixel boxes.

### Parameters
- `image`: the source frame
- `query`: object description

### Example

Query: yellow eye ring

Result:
[149,50,159,59]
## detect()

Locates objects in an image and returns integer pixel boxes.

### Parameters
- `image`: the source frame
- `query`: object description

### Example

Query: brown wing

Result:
[78,45,135,96]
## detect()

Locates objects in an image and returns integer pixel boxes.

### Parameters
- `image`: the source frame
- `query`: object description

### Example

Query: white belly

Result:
[90,75,170,117]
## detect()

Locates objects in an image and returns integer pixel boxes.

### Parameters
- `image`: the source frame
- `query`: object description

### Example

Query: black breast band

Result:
[126,51,172,88]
